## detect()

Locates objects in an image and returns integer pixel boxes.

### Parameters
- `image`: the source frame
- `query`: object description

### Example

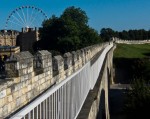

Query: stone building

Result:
[0,46,20,57]
[0,30,19,46]
[17,27,39,51]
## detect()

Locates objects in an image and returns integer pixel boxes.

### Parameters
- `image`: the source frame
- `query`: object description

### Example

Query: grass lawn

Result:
[114,43,150,58]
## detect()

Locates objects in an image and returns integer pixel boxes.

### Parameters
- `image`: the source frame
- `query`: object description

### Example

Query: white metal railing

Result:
[90,44,113,89]
[9,43,113,119]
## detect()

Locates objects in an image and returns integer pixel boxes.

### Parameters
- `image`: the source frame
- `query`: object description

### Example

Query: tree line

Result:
[32,6,150,118]
[100,28,150,41]
[33,6,101,54]
[33,6,150,54]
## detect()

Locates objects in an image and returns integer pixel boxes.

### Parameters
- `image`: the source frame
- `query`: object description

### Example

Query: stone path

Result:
[109,84,129,119]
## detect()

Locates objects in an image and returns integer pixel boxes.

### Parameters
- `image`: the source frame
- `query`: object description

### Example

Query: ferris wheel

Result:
[5,6,48,31]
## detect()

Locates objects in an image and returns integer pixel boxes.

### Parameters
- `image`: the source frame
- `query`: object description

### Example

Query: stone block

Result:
[20,95,26,103]
[31,78,35,84]
[64,52,72,70]
[28,72,32,79]
[5,51,33,78]
[27,91,32,100]
[28,66,33,73]
[2,105,8,117]
[46,80,51,87]
[0,90,6,99]
[7,95,13,102]
[43,67,51,72]
[0,108,2,118]
[80,49,86,65]
[20,74,28,82]
[45,71,50,77]
[34,76,38,82]
[16,97,21,107]
[71,51,77,65]
[7,103,12,113]
[21,63,27,69]
[13,91,19,99]
[18,90,22,97]
[14,77,21,83]
[34,50,52,69]
[38,73,45,80]
[27,85,32,91]
[10,101,15,111]
[32,82,38,89]
[40,78,45,84]
[39,85,43,92]
[42,83,47,89]
[45,75,50,81]
[53,55,64,71]
[14,83,22,92]
[33,88,38,97]
[22,81,26,87]
[25,80,29,86]
[76,50,81,60]
[0,98,5,108]
[21,87,26,95]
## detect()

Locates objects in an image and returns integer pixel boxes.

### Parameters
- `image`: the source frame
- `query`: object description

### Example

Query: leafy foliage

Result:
[100,28,117,42]
[132,59,150,82]
[125,79,150,119]
[100,28,150,41]
[34,6,101,53]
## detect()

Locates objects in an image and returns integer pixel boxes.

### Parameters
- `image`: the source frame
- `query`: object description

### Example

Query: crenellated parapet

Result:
[53,55,65,82]
[71,51,78,72]
[0,30,19,46]
[0,43,109,118]
[64,52,73,77]
[5,51,33,78]
[113,37,150,44]
[34,50,52,74]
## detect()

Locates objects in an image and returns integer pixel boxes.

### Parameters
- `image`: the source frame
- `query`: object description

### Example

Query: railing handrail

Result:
[9,43,113,119]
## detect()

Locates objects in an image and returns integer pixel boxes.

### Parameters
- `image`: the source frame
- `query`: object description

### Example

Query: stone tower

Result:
[17,27,39,51]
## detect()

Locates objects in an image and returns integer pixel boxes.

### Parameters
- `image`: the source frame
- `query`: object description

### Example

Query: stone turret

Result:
[18,27,39,51]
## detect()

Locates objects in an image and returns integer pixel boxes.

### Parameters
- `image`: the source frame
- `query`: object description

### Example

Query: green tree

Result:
[80,26,100,47]
[119,30,130,40]
[38,15,66,50]
[99,28,150,40]
[100,28,116,41]
[61,6,88,27]
[125,79,150,119]
[35,6,101,53]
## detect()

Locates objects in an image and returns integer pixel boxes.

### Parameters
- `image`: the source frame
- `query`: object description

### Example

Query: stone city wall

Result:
[77,44,115,119]
[113,37,150,44]
[0,43,108,118]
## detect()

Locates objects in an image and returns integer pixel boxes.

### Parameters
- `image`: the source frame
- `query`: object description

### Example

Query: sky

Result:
[0,0,150,32]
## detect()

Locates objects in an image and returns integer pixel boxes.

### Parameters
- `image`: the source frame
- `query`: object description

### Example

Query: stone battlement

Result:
[113,37,150,44]
[0,30,19,46]
[0,43,109,118]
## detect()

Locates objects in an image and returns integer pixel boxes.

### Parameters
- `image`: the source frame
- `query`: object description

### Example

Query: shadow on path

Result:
[109,86,129,119]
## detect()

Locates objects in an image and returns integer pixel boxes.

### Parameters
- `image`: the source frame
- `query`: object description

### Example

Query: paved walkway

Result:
[109,84,129,119]
[110,84,131,89]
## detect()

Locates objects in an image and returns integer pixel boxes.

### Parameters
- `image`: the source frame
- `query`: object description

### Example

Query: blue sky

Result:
[0,0,150,32]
